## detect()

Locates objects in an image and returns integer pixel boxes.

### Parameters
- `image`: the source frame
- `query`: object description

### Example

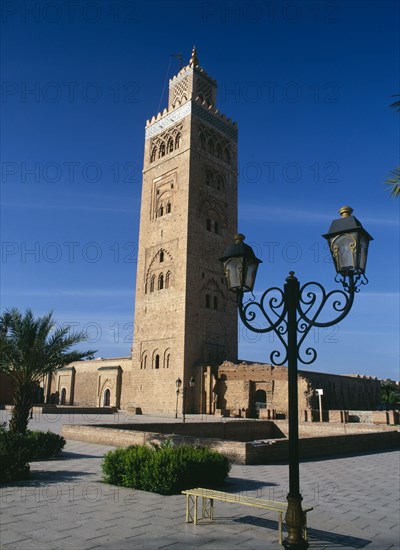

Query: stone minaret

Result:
[128,48,238,414]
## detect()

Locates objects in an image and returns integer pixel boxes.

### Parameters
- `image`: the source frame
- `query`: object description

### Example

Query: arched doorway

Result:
[254,389,267,418]
[103,388,111,407]
[60,388,67,405]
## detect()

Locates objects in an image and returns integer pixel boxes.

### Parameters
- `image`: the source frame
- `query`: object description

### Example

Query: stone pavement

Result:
[0,411,399,550]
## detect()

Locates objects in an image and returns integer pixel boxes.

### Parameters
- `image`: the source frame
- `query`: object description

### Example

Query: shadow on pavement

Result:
[29,469,97,483]
[224,477,278,492]
[234,515,371,548]
[58,451,108,459]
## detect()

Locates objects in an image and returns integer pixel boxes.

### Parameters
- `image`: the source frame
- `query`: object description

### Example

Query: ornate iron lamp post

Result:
[219,206,372,549]
[175,376,195,422]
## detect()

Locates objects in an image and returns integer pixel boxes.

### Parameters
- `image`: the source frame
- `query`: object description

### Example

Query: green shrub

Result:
[0,429,31,482]
[0,425,66,483]
[102,444,231,495]
[25,430,66,460]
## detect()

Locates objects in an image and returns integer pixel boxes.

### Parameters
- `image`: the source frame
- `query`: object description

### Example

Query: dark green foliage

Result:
[0,308,96,434]
[0,428,31,482]
[380,380,400,406]
[0,425,66,482]
[102,444,231,495]
[25,430,66,460]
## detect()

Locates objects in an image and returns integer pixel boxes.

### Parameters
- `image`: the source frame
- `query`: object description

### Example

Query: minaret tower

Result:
[128,48,238,414]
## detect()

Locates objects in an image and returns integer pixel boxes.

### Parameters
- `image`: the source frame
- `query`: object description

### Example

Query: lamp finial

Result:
[339,206,353,218]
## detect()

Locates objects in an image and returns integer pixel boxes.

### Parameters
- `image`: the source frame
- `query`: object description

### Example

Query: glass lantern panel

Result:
[358,234,369,274]
[243,259,258,292]
[331,233,357,273]
[223,257,243,291]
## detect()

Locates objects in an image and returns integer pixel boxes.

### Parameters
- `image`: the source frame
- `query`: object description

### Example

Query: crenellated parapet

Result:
[145,95,237,141]
[145,47,237,142]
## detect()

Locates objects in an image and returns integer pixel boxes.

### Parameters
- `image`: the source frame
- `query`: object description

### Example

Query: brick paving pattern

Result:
[0,412,399,550]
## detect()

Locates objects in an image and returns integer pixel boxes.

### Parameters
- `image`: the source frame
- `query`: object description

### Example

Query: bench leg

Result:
[278,511,282,545]
[201,497,214,521]
[303,512,308,541]
[194,495,198,524]
[185,495,201,525]
[186,494,194,523]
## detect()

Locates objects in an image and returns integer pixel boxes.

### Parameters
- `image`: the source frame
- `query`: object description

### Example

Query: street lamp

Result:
[316,389,324,422]
[175,376,195,422]
[175,377,182,419]
[219,207,372,550]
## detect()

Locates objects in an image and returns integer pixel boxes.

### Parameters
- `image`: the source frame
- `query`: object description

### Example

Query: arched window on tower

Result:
[166,353,170,368]
[150,275,155,293]
[206,218,212,231]
[206,172,213,187]
[213,296,218,310]
[165,271,171,289]
[159,143,166,158]
[159,205,164,217]
[225,149,231,165]
[155,354,160,369]
[216,144,222,159]
[158,273,164,290]
[150,147,157,163]
[208,139,215,155]
[166,202,171,214]
[205,294,211,308]
[214,221,219,235]
[200,134,206,150]
[167,138,174,153]
[175,134,181,149]
[160,250,164,263]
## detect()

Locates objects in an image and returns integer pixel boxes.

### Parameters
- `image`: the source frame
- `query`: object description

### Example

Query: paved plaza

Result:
[0,411,399,550]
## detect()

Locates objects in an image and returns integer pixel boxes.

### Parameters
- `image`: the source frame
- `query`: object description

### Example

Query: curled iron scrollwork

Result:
[236,275,357,367]
[238,287,288,365]
[295,279,355,364]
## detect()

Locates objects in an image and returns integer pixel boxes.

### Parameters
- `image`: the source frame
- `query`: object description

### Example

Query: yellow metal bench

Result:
[182,488,313,545]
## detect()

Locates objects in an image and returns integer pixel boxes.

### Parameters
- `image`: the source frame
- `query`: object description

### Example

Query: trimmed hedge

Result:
[25,430,66,460]
[102,444,231,495]
[0,430,31,482]
[0,425,66,483]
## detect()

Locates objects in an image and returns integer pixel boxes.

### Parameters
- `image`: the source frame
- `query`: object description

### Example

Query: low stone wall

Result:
[274,420,399,438]
[61,424,249,464]
[88,421,279,441]
[62,422,399,465]
[4,405,118,415]
[247,431,400,464]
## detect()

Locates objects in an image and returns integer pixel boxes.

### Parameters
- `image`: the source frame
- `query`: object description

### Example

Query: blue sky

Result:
[1,0,399,380]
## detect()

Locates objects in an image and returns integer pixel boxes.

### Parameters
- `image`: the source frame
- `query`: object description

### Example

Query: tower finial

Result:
[189,46,199,67]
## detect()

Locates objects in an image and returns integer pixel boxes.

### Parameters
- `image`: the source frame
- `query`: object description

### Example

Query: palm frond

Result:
[385,167,400,198]
[389,94,400,112]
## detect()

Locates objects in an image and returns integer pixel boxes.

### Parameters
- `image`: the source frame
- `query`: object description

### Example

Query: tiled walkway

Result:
[1,412,399,550]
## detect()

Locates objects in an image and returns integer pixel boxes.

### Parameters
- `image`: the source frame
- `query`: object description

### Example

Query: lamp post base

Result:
[282,495,309,550]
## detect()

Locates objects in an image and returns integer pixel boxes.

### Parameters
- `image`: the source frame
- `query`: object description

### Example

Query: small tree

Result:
[0,309,96,434]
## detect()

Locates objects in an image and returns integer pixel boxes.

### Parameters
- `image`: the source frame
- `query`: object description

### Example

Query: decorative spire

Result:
[189,46,199,67]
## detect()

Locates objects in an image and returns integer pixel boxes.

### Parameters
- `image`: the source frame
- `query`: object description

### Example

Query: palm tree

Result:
[385,95,400,198]
[0,308,96,434]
